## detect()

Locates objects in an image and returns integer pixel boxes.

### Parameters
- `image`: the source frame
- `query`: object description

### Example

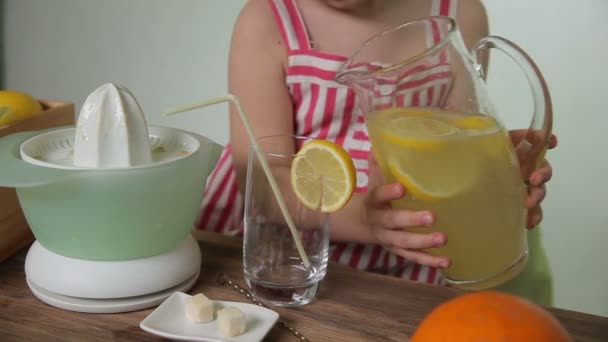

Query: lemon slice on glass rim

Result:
[290,140,356,213]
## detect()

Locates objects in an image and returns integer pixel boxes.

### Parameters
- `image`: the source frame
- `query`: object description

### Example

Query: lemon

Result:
[380,116,456,151]
[387,156,477,202]
[374,107,435,118]
[454,115,495,130]
[291,140,356,213]
[454,115,514,162]
[0,90,43,126]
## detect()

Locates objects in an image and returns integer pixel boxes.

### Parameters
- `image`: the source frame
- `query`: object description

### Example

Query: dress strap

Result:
[268,0,312,51]
[431,0,458,17]
[428,0,459,46]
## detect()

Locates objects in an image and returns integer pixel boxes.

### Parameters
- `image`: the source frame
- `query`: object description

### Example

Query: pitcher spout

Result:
[334,16,463,116]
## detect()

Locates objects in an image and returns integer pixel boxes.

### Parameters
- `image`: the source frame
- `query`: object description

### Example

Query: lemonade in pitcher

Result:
[336,17,553,289]
[367,108,528,288]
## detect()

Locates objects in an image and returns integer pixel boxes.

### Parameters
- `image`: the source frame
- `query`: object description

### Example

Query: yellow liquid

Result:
[367,108,528,288]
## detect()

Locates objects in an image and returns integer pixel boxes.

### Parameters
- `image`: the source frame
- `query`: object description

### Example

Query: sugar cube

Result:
[217,306,246,337]
[185,293,214,323]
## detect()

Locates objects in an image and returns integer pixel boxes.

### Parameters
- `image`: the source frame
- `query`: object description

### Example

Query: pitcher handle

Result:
[472,36,553,180]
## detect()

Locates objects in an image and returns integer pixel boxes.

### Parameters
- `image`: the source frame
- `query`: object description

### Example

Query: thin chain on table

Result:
[216,273,310,342]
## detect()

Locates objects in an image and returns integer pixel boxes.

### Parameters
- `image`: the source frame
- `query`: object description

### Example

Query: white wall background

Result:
[483,0,608,318]
[3,0,607,317]
[3,0,242,145]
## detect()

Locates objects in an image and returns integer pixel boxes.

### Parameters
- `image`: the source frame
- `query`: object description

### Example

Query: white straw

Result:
[163,95,311,268]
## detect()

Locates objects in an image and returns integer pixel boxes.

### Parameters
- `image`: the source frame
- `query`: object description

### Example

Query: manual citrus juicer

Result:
[0,83,222,313]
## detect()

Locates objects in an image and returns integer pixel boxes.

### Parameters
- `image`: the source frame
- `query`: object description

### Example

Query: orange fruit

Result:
[411,291,572,342]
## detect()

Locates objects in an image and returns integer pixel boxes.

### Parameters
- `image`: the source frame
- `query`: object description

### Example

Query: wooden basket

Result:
[0,100,75,263]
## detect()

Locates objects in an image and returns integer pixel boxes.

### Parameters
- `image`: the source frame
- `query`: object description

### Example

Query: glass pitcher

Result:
[335,16,552,290]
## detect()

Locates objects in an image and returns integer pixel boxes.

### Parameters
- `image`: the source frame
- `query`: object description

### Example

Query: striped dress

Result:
[196,0,458,286]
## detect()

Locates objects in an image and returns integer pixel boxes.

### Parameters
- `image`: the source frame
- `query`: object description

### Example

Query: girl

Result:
[196,0,556,303]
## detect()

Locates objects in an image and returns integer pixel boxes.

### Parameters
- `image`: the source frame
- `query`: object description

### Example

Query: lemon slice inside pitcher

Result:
[290,140,356,213]
[454,114,514,163]
[387,157,477,202]
[373,110,483,202]
[379,110,454,151]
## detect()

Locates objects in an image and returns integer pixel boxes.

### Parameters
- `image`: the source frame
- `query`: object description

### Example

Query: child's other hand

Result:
[526,159,552,228]
[510,131,558,229]
[365,154,450,269]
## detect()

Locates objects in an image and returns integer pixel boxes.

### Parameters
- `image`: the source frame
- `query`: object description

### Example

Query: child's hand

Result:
[365,154,450,269]
[526,159,552,228]
[510,132,558,229]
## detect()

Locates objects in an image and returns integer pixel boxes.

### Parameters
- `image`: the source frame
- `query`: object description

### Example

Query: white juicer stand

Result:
[11,84,210,314]
[25,234,201,314]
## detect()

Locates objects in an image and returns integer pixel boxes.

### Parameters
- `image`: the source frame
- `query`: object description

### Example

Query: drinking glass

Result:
[243,135,329,307]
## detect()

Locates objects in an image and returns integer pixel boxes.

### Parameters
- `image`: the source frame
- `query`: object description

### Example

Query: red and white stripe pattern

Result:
[195,146,243,236]
[196,0,458,286]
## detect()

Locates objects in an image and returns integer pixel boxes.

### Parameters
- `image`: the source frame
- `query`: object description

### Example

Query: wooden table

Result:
[1,232,607,341]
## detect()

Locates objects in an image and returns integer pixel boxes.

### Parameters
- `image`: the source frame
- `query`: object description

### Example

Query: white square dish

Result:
[140,292,279,342]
